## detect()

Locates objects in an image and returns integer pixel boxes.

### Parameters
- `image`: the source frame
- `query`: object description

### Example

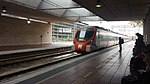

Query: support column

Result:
[144,7,150,45]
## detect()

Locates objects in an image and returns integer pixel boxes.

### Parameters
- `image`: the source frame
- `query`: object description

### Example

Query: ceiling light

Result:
[27,19,31,24]
[96,0,102,8]
[2,6,6,13]
[96,3,102,8]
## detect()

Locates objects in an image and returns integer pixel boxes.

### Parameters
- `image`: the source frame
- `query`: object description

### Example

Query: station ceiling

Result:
[73,0,150,21]
[0,0,150,22]
[0,0,103,22]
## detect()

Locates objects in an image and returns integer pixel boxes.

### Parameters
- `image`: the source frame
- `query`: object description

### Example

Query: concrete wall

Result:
[144,7,150,45]
[0,16,52,46]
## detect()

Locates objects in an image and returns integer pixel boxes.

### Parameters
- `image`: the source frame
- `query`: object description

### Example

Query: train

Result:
[72,26,131,53]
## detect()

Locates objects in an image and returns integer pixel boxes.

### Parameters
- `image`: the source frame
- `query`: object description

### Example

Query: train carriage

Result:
[72,26,130,53]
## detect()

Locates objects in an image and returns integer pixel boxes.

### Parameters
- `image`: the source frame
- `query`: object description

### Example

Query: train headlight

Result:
[78,44,82,49]
[90,40,93,42]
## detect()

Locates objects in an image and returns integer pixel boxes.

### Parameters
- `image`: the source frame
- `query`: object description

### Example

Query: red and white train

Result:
[72,26,131,53]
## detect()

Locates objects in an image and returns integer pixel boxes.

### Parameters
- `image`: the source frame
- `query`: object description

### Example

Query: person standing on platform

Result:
[119,37,124,52]
[134,33,145,54]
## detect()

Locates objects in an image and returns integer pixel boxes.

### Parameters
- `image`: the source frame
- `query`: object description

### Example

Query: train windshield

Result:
[76,28,94,42]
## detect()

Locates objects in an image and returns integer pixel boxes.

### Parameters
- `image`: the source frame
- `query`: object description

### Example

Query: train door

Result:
[96,31,100,48]
[99,30,107,48]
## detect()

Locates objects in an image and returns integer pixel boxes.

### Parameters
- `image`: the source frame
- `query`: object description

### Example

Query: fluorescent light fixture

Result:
[1,13,48,24]
[30,18,48,24]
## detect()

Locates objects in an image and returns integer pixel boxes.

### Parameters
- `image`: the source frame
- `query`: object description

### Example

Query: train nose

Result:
[75,43,86,52]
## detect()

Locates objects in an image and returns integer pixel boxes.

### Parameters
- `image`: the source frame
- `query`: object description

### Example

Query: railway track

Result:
[0,47,71,66]
[0,43,130,80]
[0,47,82,80]
[0,50,73,66]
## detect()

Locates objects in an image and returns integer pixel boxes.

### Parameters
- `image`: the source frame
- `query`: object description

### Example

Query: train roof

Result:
[94,26,129,37]
[80,26,129,37]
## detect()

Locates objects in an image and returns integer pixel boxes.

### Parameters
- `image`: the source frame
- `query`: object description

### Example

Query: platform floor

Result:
[0,41,134,84]
[37,42,133,84]
[0,42,73,55]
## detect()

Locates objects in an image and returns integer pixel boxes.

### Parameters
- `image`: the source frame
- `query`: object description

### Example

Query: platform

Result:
[0,41,134,84]
[0,42,73,55]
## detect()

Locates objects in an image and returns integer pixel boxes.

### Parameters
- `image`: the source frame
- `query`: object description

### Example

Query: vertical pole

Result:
[40,35,43,45]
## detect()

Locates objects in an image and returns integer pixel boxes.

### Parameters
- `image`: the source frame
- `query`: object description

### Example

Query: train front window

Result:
[76,28,94,41]
[79,29,86,38]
